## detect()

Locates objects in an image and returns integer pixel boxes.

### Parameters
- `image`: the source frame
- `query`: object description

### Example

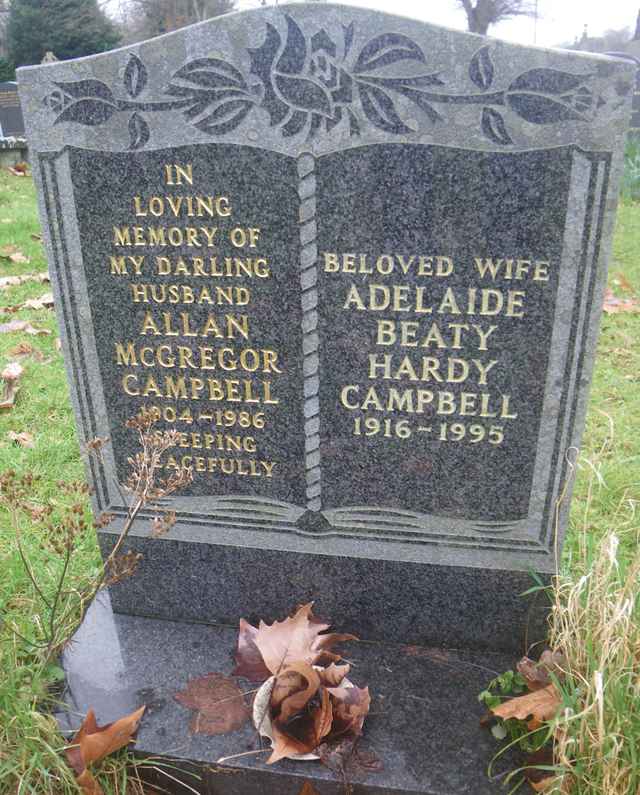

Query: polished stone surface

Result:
[59,593,520,795]
[18,5,635,586]
[99,531,549,654]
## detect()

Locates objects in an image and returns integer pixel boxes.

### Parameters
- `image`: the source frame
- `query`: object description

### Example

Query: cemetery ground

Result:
[0,166,638,794]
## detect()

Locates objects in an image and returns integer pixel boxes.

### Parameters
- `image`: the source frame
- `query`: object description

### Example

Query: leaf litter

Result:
[0,361,23,410]
[65,706,145,795]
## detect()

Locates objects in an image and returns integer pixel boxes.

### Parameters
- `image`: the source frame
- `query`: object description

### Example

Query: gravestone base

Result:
[58,593,520,795]
[98,530,550,655]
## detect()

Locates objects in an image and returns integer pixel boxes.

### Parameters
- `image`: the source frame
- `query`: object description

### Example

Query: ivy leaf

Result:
[123,53,147,98]
[128,112,149,150]
[469,45,494,90]
[358,82,413,134]
[481,107,513,145]
[354,33,426,73]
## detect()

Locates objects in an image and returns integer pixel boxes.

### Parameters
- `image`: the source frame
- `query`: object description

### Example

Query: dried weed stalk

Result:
[1,408,192,661]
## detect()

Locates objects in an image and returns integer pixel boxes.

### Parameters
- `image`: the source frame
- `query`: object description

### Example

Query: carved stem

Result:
[297,152,321,512]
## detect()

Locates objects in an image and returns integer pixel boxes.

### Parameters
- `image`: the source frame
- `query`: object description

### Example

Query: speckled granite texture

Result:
[20,5,634,792]
[59,593,521,795]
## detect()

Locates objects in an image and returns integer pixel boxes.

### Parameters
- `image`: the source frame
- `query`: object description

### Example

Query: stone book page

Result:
[18,4,633,571]
[66,145,309,513]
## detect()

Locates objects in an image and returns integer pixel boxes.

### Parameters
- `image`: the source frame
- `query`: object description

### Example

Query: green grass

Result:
[0,169,639,793]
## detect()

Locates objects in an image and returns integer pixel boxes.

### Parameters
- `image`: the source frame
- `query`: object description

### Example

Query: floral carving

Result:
[42,16,604,149]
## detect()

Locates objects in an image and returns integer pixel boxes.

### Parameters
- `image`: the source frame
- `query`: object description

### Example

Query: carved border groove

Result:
[298,152,322,511]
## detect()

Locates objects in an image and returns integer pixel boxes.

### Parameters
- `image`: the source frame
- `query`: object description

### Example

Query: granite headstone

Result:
[18,6,633,792]
[0,81,25,137]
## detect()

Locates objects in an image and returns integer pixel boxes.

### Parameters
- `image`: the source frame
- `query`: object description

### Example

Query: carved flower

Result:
[248,16,353,137]
[505,68,600,124]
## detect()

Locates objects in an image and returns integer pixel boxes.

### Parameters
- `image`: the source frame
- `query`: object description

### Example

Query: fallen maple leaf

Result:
[491,683,560,730]
[268,685,333,764]
[327,685,371,737]
[233,618,271,682]
[8,430,35,448]
[65,706,145,795]
[237,603,356,679]
[319,662,350,687]
[174,673,249,735]
[271,661,321,722]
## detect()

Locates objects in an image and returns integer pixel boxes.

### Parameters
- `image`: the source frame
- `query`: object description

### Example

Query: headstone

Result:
[0,81,25,138]
[18,6,633,793]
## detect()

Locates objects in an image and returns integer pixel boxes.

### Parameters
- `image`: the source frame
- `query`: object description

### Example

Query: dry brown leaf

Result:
[232,618,271,682]
[524,747,557,791]
[8,341,34,357]
[268,686,333,764]
[174,673,249,735]
[603,288,640,314]
[271,662,321,722]
[491,684,560,730]
[0,319,50,335]
[531,778,556,792]
[8,430,35,448]
[0,244,29,264]
[297,783,321,795]
[249,603,356,677]
[517,650,566,692]
[21,292,54,310]
[327,685,371,737]
[65,706,145,795]
[319,662,350,687]
[0,361,23,411]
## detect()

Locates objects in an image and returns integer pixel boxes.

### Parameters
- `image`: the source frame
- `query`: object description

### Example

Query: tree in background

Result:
[122,0,234,41]
[455,0,535,35]
[7,0,121,67]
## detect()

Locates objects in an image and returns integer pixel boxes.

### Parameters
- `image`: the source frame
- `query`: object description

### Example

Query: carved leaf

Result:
[469,45,494,90]
[481,107,513,145]
[343,22,354,59]
[124,53,147,98]
[172,58,248,90]
[274,73,333,116]
[276,16,307,74]
[194,99,253,135]
[52,80,117,126]
[354,33,426,73]
[509,68,591,94]
[358,82,413,134]
[128,112,149,149]
[506,69,593,124]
